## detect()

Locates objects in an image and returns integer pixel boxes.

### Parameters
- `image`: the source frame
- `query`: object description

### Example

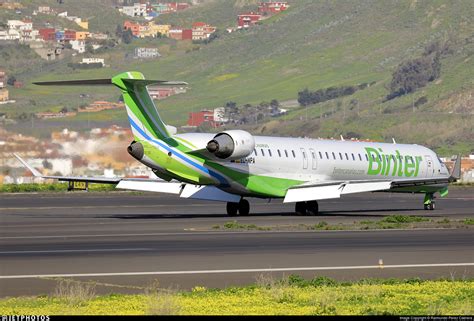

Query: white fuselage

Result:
[176,133,450,185]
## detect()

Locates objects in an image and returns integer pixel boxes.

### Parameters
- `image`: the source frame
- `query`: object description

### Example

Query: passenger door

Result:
[424,155,434,177]
[309,148,317,170]
[301,148,308,169]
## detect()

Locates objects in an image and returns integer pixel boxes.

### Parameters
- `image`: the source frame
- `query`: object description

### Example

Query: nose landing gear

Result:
[423,193,436,210]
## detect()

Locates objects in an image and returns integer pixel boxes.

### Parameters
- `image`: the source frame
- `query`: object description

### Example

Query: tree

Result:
[122,28,133,44]
[224,101,238,122]
[42,159,53,170]
[7,75,16,86]
[387,55,441,100]
[115,24,123,38]
[85,41,94,53]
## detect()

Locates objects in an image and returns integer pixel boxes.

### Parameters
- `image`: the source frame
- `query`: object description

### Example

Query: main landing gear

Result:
[295,201,319,216]
[226,199,250,216]
[423,193,436,211]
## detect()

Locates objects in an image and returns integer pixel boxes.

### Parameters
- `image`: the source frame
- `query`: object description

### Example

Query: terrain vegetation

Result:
[1,0,473,155]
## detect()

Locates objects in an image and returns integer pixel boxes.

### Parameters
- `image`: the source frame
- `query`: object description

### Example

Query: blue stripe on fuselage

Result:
[128,117,229,186]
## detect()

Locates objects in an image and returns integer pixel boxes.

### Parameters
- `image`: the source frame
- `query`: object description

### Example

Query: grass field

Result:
[0,277,472,315]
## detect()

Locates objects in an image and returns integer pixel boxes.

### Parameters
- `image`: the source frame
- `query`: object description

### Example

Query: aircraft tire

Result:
[306,200,319,216]
[295,202,307,216]
[226,202,239,216]
[238,199,250,216]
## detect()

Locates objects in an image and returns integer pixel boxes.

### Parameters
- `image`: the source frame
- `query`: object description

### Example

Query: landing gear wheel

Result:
[295,202,307,216]
[226,202,239,216]
[306,200,319,216]
[238,199,250,216]
[423,193,436,211]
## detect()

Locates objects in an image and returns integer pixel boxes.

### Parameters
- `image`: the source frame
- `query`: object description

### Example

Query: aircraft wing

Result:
[283,180,392,203]
[284,175,453,203]
[13,154,240,202]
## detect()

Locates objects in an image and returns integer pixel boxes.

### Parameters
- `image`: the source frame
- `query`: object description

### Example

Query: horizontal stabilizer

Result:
[34,79,112,86]
[34,79,188,87]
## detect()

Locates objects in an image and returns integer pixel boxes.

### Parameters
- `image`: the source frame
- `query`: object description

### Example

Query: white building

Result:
[0,29,20,41]
[134,47,160,59]
[80,58,105,66]
[38,6,53,14]
[121,3,147,17]
[70,40,85,53]
[7,19,36,42]
[213,107,228,123]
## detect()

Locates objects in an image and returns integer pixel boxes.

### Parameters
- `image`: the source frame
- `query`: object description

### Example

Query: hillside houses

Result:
[119,1,191,17]
[119,1,190,19]
[123,20,216,41]
[1,17,106,54]
[235,2,289,30]
[237,12,262,29]
[258,1,289,14]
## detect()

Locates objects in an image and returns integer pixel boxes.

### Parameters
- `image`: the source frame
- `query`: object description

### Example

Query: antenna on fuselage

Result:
[340,135,345,141]
[392,138,397,144]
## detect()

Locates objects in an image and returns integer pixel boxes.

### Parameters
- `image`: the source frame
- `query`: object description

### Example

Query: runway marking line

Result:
[0,263,472,279]
[0,248,153,254]
[0,228,459,240]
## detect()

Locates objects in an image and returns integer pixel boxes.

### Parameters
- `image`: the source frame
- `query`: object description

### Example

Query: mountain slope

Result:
[6,0,474,154]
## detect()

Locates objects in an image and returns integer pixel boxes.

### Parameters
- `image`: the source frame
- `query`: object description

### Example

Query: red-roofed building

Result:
[188,110,218,127]
[192,22,216,41]
[182,28,192,40]
[64,29,76,41]
[168,28,183,40]
[258,1,289,14]
[38,28,56,41]
[168,2,190,12]
[237,12,262,28]
[123,20,140,37]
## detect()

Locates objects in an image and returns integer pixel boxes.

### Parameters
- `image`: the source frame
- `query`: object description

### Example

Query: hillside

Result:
[2,0,474,155]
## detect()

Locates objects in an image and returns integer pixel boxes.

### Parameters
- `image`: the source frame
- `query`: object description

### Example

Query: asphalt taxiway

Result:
[0,188,473,297]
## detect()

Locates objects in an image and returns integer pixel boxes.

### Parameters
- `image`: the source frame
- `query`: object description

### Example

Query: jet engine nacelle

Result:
[206,130,255,160]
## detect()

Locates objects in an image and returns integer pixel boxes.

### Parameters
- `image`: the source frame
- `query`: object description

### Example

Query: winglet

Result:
[449,154,462,182]
[13,153,43,177]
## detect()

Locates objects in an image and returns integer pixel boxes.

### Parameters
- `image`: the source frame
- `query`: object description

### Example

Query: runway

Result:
[0,187,473,297]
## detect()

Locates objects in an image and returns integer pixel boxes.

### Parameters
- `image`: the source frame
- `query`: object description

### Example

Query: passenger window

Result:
[277,149,281,157]
[352,153,355,161]
[261,149,265,157]
[339,152,343,160]
[332,152,336,160]
[365,154,369,161]
[358,154,362,161]
[292,150,296,158]
[268,149,272,157]
[319,152,323,159]
[285,150,288,157]
[311,151,316,159]
[325,152,329,159]
[345,153,349,160]
[253,149,257,156]
[302,151,306,158]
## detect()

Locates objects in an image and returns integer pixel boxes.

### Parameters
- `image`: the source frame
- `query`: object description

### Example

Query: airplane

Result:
[14,71,462,216]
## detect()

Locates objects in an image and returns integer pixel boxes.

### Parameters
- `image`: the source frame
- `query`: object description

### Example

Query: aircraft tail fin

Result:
[449,154,462,182]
